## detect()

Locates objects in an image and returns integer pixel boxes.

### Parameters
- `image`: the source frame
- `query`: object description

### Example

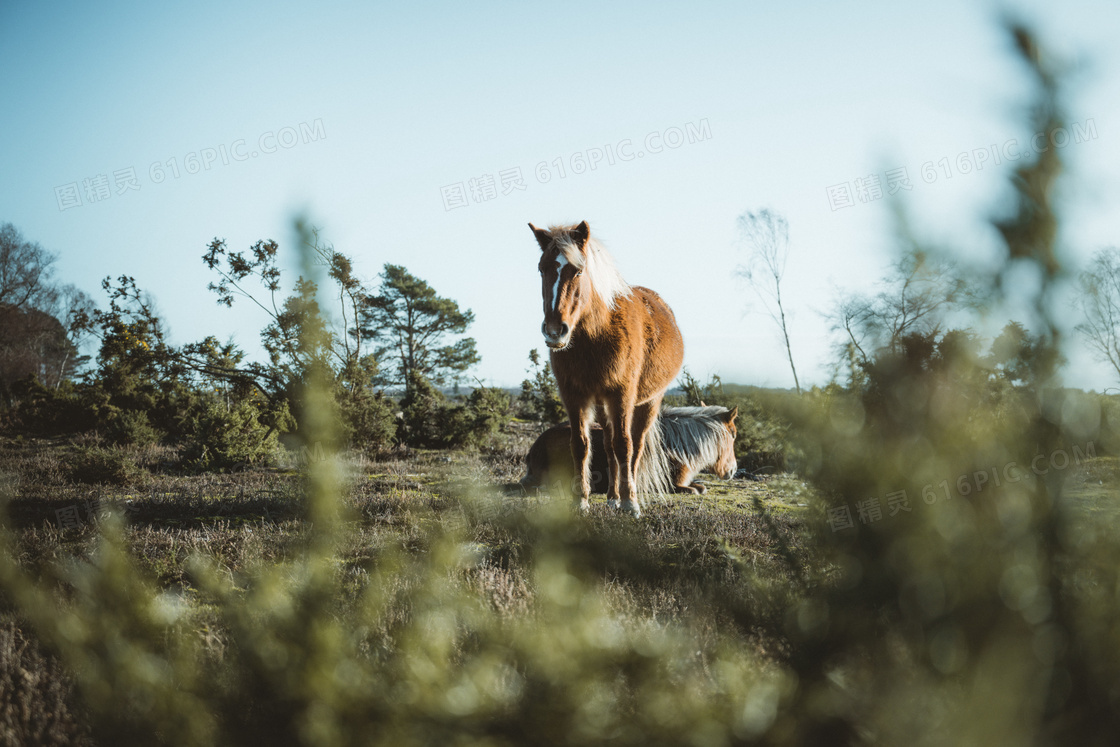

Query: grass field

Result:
[1,426,1116,745]
[0,427,816,745]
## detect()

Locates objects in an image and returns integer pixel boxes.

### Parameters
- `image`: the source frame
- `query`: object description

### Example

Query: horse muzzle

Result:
[542,320,571,349]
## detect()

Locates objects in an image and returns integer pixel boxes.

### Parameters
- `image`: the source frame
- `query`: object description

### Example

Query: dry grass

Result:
[0,432,811,745]
[0,618,93,747]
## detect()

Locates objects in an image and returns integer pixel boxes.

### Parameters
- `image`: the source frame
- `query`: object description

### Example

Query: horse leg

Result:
[609,395,639,516]
[601,410,622,510]
[672,463,700,494]
[627,397,661,515]
[570,407,592,512]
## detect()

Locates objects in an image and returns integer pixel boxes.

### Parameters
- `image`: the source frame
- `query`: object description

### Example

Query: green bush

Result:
[337,386,397,454]
[104,408,164,447]
[399,372,457,448]
[67,446,144,486]
[462,385,512,444]
[1095,392,1120,454]
[4,378,97,436]
[398,373,510,449]
[177,396,280,471]
[517,349,565,424]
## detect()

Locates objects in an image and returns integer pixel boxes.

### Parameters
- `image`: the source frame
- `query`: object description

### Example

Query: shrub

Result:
[462,385,512,444]
[337,386,397,454]
[178,396,280,472]
[399,377,513,450]
[1095,392,1120,454]
[67,446,144,486]
[399,372,454,448]
[4,378,97,436]
[517,349,565,424]
[104,409,164,447]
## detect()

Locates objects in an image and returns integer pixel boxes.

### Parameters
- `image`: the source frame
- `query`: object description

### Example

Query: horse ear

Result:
[573,221,590,251]
[723,406,739,423]
[528,223,552,251]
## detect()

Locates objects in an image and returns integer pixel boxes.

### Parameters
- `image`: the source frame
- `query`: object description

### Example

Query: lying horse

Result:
[521,405,739,496]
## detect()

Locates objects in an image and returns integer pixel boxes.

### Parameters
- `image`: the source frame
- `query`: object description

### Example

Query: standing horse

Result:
[529,220,684,516]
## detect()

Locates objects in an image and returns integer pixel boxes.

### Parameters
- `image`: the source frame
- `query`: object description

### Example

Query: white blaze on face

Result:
[551,253,569,311]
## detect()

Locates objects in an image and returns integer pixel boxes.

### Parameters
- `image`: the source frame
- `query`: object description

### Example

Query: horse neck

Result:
[573,292,614,338]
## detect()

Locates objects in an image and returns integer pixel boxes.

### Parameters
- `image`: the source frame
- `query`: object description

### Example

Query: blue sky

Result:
[3,0,1118,390]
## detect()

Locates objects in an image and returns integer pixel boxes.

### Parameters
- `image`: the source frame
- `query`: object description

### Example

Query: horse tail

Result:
[634,413,672,499]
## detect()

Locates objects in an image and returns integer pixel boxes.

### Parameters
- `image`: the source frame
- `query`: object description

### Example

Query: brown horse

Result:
[529,220,685,516]
[521,405,739,497]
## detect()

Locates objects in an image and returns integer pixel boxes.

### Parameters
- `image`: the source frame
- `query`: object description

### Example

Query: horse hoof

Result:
[620,501,641,518]
[607,498,620,510]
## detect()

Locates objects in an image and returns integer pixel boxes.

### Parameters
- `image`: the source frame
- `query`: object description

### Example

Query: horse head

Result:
[529,221,592,349]
[716,406,739,479]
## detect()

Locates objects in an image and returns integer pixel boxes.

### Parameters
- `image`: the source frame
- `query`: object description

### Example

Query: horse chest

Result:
[551,338,632,392]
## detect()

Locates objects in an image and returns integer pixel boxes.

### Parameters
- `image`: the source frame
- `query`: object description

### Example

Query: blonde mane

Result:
[549,225,632,309]
[658,406,735,470]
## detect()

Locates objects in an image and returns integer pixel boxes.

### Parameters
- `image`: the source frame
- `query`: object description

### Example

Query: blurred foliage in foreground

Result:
[2,24,1120,746]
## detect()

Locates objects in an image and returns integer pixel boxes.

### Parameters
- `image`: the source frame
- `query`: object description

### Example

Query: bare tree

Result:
[736,209,801,394]
[830,250,965,370]
[1076,247,1120,383]
[0,223,57,311]
[45,284,96,386]
[0,224,95,391]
